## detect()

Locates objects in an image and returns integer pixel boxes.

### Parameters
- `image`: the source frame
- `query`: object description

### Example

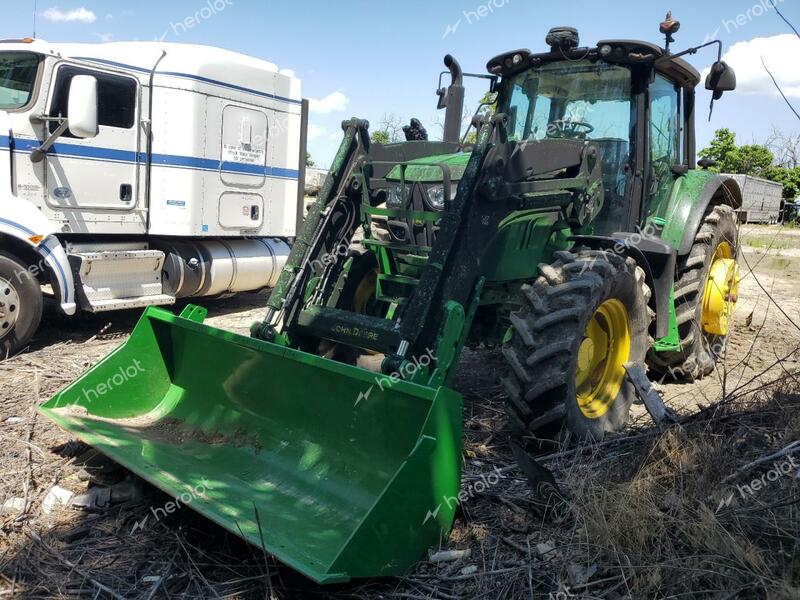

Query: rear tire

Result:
[647,205,738,381]
[0,252,43,358]
[501,250,650,441]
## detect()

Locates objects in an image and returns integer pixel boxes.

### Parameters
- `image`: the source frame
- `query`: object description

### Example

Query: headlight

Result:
[386,182,411,208]
[425,183,459,211]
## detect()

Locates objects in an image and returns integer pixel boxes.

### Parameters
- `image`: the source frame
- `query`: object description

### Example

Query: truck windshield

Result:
[0,52,39,110]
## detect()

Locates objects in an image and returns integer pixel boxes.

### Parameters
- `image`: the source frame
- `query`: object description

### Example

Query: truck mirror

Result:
[705,61,736,100]
[67,75,99,138]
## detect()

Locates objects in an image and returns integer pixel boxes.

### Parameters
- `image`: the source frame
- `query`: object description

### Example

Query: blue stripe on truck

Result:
[0,136,299,180]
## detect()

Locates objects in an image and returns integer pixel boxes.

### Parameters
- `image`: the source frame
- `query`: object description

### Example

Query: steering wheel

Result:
[546,120,595,140]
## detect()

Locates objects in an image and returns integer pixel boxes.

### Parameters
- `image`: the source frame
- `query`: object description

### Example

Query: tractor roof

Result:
[488,39,701,88]
[598,39,701,86]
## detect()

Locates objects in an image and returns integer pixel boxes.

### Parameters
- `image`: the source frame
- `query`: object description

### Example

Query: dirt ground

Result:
[0,224,799,599]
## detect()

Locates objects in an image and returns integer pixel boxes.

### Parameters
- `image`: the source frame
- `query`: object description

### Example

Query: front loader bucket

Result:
[38,306,462,584]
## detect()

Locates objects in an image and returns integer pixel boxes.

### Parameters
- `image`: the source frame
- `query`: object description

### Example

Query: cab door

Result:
[44,64,142,227]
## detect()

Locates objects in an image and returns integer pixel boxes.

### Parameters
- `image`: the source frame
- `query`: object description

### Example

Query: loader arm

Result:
[254,115,499,383]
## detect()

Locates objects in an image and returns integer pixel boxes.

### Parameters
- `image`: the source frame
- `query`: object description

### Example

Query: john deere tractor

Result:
[41,21,741,584]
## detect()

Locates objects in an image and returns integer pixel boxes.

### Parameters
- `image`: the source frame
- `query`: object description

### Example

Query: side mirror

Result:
[705,61,736,100]
[67,75,98,138]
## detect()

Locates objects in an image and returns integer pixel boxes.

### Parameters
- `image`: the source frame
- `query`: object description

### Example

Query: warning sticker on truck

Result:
[222,144,265,165]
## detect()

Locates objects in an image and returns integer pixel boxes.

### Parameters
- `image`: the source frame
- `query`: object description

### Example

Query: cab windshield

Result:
[500,59,633,232]
[500,59,632,143]
[0,52,39,110]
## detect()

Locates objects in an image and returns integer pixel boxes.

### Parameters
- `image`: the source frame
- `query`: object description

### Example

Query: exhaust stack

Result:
[438,54,464,144]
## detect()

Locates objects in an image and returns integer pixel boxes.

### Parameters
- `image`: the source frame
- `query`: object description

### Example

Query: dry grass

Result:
[1,348,799,599]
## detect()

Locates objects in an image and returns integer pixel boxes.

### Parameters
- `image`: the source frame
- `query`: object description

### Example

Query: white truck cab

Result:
[0,38,308,355]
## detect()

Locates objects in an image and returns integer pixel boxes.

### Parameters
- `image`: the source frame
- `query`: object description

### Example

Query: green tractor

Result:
[40,22,741,584]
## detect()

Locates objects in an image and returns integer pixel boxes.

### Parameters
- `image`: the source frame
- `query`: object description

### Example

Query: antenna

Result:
[32,0,37,38]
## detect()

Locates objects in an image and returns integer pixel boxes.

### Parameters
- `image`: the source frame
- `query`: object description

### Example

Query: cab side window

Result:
[649,74,681,165]
[49,66,137,135]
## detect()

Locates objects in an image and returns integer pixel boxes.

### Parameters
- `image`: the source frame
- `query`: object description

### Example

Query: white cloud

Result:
[307,123,326,140]
[702,34,800,97]
[42,7,97,23]
[94,32,114,42]
[308,91,349,114]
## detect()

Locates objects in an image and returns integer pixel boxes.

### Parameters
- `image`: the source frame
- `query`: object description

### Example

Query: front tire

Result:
[0,252,43,358]
[501,250,650,441]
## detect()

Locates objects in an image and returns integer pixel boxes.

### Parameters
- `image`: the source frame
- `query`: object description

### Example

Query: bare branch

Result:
[761,56,800,122]
[774,4,800,40]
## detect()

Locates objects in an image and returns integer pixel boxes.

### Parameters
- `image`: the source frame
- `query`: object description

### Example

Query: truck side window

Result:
[49,65,137,135]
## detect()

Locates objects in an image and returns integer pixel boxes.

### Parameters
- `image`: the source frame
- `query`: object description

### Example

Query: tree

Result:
[376,113,405,143]
[764,165,800,199]
[699,128,737,171]
[766,127,800,168]
[305,152,315,167]
[700,128,799,199]
[734,144,774,177]
[370,129,390,145]
[699,129,773,177]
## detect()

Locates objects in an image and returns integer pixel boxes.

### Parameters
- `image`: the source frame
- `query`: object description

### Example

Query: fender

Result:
[570,234,675,339]
[658,171,743,256]
[0,197,77,316]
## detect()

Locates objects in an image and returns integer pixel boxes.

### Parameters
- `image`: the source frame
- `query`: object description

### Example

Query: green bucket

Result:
[38,305,462,583]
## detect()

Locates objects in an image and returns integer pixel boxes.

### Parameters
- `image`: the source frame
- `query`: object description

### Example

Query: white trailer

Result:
[0,38,309,355]
[726,174,783,224]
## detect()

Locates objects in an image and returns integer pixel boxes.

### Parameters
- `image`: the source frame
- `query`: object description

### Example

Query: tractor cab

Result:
[486,28,721,237]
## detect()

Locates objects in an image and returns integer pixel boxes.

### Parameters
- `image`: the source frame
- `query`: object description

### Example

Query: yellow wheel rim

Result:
[575,299,631,419]
[352,268,378,314]
[701,242,739,337]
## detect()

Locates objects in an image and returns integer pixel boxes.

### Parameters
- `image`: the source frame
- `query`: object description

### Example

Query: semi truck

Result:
[727,174,783,224]
[0,39,308,355]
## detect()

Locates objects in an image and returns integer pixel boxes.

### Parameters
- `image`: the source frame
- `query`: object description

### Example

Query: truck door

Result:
[44,64,141,218]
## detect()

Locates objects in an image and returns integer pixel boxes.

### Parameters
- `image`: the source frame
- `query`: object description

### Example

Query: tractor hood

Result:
[386,152,470,183]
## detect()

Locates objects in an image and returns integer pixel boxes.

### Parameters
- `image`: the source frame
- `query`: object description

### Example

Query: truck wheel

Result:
[0,252,43,358]
[647,205,739,381]
[501,250,650,441]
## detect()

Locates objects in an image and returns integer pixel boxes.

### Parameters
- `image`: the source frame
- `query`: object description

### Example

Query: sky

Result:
[4,0,800,168]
